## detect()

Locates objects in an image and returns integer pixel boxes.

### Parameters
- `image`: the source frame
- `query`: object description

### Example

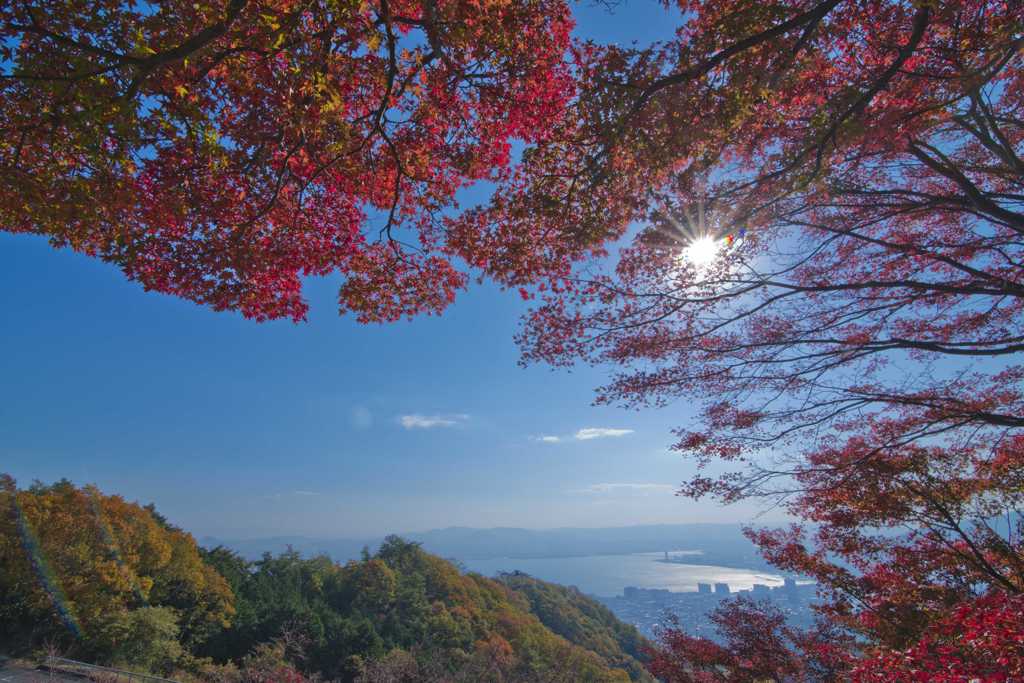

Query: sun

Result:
[682,235,721,267]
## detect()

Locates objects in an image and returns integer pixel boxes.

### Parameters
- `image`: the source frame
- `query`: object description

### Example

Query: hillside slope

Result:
[201,537,639,681]
[2,477,650,682]
[498,571,654,682]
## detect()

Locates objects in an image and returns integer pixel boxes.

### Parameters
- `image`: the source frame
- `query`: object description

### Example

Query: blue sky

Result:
[0,1,770,538]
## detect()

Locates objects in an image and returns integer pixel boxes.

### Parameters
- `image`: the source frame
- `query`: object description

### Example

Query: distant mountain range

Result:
[201,523,776,570]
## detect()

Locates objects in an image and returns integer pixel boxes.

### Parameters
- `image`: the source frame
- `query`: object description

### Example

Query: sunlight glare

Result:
[682,235,721,267]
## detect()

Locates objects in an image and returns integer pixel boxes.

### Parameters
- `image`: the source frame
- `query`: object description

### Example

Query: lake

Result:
[462,550,786,597]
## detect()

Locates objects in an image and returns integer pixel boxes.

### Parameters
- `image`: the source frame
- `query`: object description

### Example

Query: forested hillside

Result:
[0,477,650,682]
[497,572,653,682]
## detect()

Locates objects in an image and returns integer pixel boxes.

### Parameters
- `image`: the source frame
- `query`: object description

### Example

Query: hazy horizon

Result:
[201,520,754,543]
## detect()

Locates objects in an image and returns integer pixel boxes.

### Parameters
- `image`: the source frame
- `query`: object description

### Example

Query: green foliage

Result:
[96,606,183,674]
[497,572,654,682]
[200,536,635,681]
[3,478,646,682]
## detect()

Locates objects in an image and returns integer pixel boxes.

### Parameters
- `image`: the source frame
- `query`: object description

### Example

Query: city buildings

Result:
[599,580,818,640]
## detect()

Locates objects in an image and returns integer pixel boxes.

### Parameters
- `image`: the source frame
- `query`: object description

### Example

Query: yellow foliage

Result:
[0,477,234,648]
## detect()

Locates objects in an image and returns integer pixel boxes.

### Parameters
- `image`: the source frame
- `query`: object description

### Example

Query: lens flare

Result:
[653,200,746,274]
[9,493,82,638]
[682,235,721,266]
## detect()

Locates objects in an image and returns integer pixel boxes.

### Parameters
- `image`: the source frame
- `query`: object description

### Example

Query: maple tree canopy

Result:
[517,0,1024,489]
[645,589,1024,682]
[645,598,853,683]
[497,0,1024,673]
[0,0,573,321]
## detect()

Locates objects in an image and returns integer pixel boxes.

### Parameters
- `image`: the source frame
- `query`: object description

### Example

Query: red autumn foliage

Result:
[0,0,574,321]
[647,591,1024,682]
[645,597,853,683]
[852,591,1024,683]
[517,0,1024,515]
[498,0,1024,678]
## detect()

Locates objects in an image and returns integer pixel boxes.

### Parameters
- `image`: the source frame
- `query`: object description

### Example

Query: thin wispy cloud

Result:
[532,427,634,443]
[574,427,634,440]
[572,483,675,495]
[399,413,469,429]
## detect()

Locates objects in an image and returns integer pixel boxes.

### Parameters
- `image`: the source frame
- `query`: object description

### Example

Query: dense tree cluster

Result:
[0,477,647,682]
[496,572,653,681]
[0,475,234,662]
[196,537,639,681]
[0,0,574,321]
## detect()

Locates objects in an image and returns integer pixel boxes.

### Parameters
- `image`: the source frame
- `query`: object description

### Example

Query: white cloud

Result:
[531,428,634,443]
[293,490,320,496]
[399,413,469,429]
[572,483,675,495]
[574,427,634,440]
